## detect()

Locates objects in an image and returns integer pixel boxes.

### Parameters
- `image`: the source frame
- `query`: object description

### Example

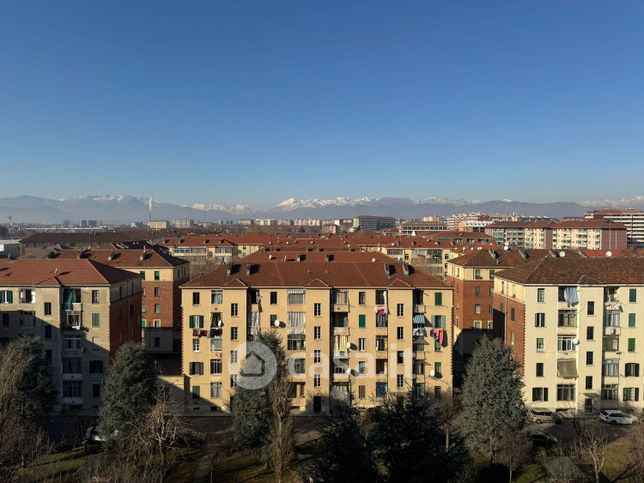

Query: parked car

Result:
[529,431,559,448]
[599,410,637,425]
[84,426,119,444]
[530,409,562,424]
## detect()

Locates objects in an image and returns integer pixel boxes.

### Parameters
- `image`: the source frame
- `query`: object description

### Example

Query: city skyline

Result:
[2,1,644,204]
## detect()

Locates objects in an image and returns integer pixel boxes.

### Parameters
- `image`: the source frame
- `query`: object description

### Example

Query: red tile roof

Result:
[0,259,139,286]
[50,249,187,268]
[448,248,586,268]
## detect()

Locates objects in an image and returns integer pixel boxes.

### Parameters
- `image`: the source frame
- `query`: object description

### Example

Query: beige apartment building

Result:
[0,259,142,414]
[493,257,644,415]
[179,252,453,414]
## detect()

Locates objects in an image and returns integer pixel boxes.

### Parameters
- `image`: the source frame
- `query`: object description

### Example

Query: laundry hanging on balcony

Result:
[249,311,260,336]
[413,314,427,327]
[564,287,579,307]
[431,328,447,347]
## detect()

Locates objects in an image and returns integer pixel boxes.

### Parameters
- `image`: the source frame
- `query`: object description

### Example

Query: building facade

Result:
[179,252,453,414]
[585,209,644,247]
[493,257,644,414]
[0,259,142,413]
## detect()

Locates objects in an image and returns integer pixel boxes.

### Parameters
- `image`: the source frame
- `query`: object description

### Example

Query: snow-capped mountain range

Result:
[0,194,641,224]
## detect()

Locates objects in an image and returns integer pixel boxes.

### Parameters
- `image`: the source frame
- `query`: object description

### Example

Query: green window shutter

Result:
[141,319,146,328]
[536,363,543,377]
[199,316,205,328]
[630,289,637,303]
[189,316,195,329]
[628,338,636,352]
[7,291,12,304]
[358,314,366,328]
[434,292,442,306]
[629,313,636,328]
[92,313,100,327]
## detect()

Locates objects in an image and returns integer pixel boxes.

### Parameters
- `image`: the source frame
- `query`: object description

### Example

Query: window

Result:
[142,304,146,314]
[270,291,277,304]
[434,386,442,399]
[359,314,366,328]
[63,381,82,398]
[586,351,593,365]
[397,375,404,388]
[358,292,366,305]
[231,327,238,340]
[140,271,146,280]
[532,388,548,401]
[397,351,404,364]
[19,289,35,303]
[210,289,223,304]
[434,361,442,377]
[474,287,481,297]
[358,385,366,399]
[587,301,595,315]
[63,358,82,373]
[192,292,200,305]
[630,288,637,303]
[586,377,593,392]
[358,361,367,374]
[154,271,160,281]
[314,303,321,317]
[536,338,544,352]
[397,327,404,340]
[358,338,366,352]
[154,337,160,348]
[189,315,204,328]
[376,359,387,375]
[557,384,575,401]
[474,269,482,280]
[624,388,640,402]
[558,310,576,327]
[230,350,238,363]
[601,384,618,400]
[603,337,619,352]
[587,326,594,340]
[44,302,52,316]
[91,337,100,349]
[396,304,404,317]
[210,359,222,374]
[474,321,482,329]
[535,313,545,327]
[191,385,200,400]
[231,303,239,317]
[313,350,321,363]
[44,325,52,339]
[93,384,101,398]
[287,335,305,350]
[376,336,387,351]
[537,288,545,303]
[211,382,222,398]
[292,358,305,374]
[375,382,388,398]
[314,374,321,387]
[510,307,515,321]
[92,290,99,304]
[434,292,443,306]
[88,359,103,374]
[287,290,305,305]
[189,362,204,375]
[603,359,619,377]
[192,338,200,352]
[628,338,636,352]
[154,287,160,297]
[536,363,544,377]
[63,335,82,350]
[314,326,321,339]
[375,290,386,305]
[230,374,238,387]
[557,336,575,352]
[629,313,637,328]
[0,290,14,304]
[626,363,640,377]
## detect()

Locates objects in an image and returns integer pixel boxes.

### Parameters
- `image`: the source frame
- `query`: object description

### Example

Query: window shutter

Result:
[544,388,548,401]
[358,314,366,328]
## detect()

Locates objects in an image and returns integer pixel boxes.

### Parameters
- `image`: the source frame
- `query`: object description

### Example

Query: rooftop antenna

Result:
[8,215,12,234]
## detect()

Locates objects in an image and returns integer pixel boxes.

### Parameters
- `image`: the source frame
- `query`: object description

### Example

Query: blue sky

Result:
[1,1,643,207]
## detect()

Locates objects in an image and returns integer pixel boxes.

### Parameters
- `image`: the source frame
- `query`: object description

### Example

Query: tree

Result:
[630,420,644,481]
[461,337,528,461]
[231,331,295,477]
[98,342,157,436]
[496,430,530,482]
[577,422,608,483]
[0,337,55,478]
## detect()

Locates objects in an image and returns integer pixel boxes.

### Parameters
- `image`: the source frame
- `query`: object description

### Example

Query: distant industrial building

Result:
[352,215,397,232]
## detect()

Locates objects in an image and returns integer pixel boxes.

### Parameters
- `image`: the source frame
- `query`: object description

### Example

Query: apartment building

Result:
[50,249,189,353]
[352,215,397,232]
[179,252,453,414]
[398,220,448,236]
[446,213,492,232]
[486,219,627,250]
[585,209,644,247]
[0,258,142,413]
[493,257,644,414]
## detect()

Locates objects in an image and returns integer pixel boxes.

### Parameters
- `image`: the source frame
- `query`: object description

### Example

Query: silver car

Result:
[530,409,562,424]
[599,409,637,425]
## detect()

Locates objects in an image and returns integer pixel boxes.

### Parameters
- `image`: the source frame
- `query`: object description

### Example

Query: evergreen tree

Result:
[98,342,157,435]
[460,337,527,461]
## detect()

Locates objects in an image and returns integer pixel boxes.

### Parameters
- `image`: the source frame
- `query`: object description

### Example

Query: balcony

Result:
[333,326,350,336]
[414,304,426,313]
[63,397,83,406]
[62,373,83,381]
[333,303,349,312]
[64,312,83,330]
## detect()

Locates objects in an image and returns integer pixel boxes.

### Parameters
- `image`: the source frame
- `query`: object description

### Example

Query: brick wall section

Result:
[448,275,494,331]
[493,293,526,374]
[109,292,142,357]
[142,277,188,329]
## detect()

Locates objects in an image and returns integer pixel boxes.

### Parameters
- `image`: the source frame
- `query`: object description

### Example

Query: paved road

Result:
[530,417,636,445]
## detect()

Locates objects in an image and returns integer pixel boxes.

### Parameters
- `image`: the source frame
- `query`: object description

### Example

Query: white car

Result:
[599,409,637,425]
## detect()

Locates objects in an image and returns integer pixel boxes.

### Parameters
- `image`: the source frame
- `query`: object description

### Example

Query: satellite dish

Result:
[346,367,352,375]
[503,245,509,251]
[606,251,613,257]
[572,337,580,345]
[559,251,566,257]
[346,342,351,350]
[273,320,281,327]
[429,370,436,377]
[217,320,223,328]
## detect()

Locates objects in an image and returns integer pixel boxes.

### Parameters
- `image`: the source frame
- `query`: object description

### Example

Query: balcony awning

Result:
[413,314,426,326]
[557,360,578,379]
